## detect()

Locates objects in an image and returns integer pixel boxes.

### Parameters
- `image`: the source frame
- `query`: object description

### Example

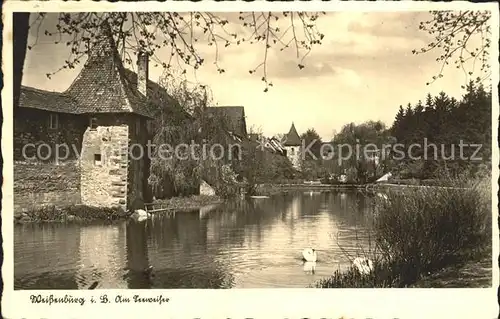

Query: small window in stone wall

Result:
[49,113,59,129]
[90,117,98,130]
[94,153,102,166]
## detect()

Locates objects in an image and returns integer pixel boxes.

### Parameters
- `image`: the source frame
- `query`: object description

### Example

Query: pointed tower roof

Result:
[65,21,153,118]
[283,122,301,146]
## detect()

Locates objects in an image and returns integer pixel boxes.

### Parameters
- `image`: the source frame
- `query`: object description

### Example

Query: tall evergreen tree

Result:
[391,105,406,141]
[425,93,434,110]
[414,100,424,114]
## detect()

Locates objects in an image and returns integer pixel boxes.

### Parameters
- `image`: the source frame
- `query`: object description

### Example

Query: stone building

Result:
[14,23,181,212]
[283,123,302,170]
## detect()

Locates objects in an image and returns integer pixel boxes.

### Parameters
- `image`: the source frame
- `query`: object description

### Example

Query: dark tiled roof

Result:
[19,86,80,114]
[64,23,153,118]
[283,123,302,146]
[20,22,188,122]
[205,106,247,138]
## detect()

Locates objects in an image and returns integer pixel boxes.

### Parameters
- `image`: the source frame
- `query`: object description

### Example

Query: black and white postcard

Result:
[2,1,499,318]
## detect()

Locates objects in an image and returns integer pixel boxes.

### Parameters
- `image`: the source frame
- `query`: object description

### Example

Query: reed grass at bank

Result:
[315,177,492,288]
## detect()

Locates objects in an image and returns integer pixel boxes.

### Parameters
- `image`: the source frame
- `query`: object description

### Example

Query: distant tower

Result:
[283,122,302,170]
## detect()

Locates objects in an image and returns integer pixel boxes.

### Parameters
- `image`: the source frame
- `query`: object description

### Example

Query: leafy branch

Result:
[413,10,492,87]
[29,12,326,91]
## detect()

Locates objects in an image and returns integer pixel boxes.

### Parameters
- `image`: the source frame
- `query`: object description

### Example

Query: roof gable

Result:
[64,23,153,118]
[283,123,301,146]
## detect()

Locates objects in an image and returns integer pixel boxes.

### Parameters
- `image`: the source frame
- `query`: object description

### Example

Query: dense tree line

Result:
[300,81,492,183]
[390,80,492,179]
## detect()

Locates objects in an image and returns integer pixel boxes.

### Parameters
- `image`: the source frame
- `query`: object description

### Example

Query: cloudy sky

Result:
[22,12,486,141]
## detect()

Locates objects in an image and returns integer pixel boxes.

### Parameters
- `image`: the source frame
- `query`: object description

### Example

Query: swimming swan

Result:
[130,209,151,222]
[302,248,317,262]
[352,257,374,275]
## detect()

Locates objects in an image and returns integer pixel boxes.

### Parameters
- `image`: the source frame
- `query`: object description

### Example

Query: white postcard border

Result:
[2,1,499,318]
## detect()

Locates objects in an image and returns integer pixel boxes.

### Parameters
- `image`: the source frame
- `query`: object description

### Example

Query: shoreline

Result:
[253,182,465,196]
[146,195,223,213]
[410,254,492,288]
[15,182,476,223]
[14,195,223,224]
[312,253,492,289]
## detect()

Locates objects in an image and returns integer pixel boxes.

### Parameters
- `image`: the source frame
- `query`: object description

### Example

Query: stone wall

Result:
[14,109,153,211]
[14,108,86,161]
[80,114,129,210]
[14,161,81,212]
[79,114,152,211]
[13,108,86,212]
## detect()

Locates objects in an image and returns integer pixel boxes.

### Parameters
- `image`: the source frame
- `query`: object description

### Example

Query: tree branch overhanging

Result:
[414,10,492,87]
[29,12,327,91]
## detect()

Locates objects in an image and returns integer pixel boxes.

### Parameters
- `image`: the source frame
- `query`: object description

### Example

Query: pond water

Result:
[14,190,379,289]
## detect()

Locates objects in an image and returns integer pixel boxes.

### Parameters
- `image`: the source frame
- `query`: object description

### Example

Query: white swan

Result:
[302,248,317,262]
[130,209,151,222]
[352,257,374,275]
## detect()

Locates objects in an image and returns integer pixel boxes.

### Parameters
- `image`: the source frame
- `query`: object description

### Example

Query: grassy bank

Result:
[14,205,129,224]
[315,177,492,288]
[14,195,222,223]
[151,195,222,212]
[411,253,492,288]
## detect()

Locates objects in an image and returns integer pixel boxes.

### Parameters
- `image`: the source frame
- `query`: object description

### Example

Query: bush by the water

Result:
[316,177,491,288]
[15,205,129,223]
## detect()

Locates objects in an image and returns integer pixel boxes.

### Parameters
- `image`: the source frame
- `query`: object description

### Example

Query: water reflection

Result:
[303,261,316,275]
[125,221,152,288]
[77,224,127,289]
[15,190,377,289]
[14,223,81,289]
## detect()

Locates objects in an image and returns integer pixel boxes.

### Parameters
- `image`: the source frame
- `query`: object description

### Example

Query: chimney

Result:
[137,51,149,97]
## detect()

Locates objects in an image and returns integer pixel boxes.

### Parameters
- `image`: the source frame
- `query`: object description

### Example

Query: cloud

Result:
[334,67,362,88]
[266,56,362,90]
[260,12,437,80]
[301,12,432,59]
[270,59,337,78]
[346,12,433,40]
